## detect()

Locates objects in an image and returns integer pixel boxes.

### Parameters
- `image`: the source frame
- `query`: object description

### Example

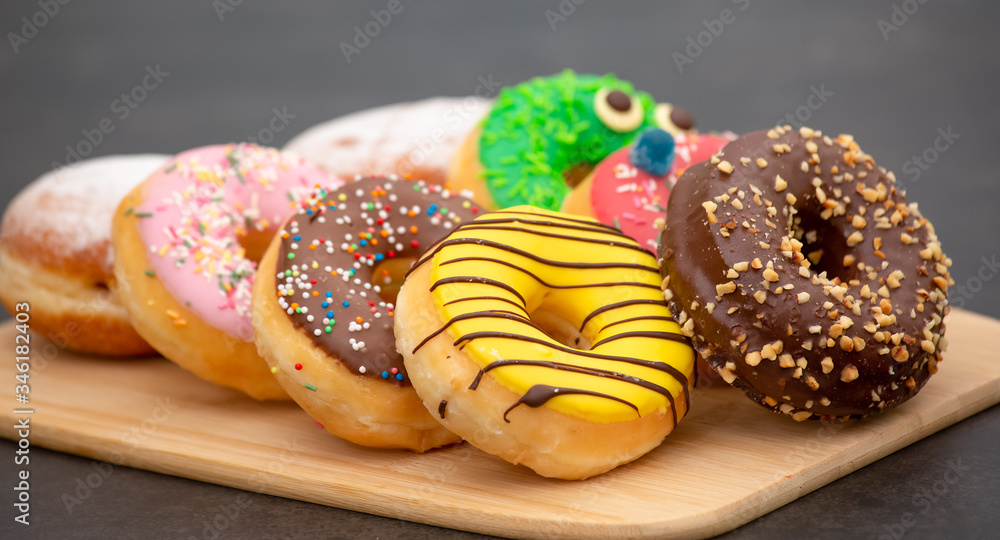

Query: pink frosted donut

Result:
[112,143,342,399]
[284,97,490,186]
[563,131,736,251]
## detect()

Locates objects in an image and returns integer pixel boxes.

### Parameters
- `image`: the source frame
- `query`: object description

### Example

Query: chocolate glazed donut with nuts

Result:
[657,126,954,421]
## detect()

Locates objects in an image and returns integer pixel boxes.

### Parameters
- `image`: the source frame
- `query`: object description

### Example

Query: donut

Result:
[0,154,168,356]
[112,143,341,400]
[252,176,480,451]
[396,205,695,479]
[562,129,737,251]
[448,70,698,211]
[658,126,953,421]
[284,97,490,186]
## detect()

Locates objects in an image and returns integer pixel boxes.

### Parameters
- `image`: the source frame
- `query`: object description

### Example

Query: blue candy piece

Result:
[629,128,675,177]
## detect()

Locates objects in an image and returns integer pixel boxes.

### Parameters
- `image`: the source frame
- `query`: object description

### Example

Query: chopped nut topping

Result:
[745,351,763,366]
[772,174,788,193]
[716,281,737,296]
[717,160,734,174]
[792,411,813,422]
[681,318,695,336]
[733,261,749,272]
[797,292,811,304]
[753,290,768,304]
[762,268,780,282]
[846,231,864,247]
[820,357,834,374]
[841,365,859,382]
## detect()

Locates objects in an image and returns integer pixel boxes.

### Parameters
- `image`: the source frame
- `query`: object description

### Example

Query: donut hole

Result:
[791,214,858,284]
[530,307,593,350]
[562,163,594,188]
[370,257,418,305]
[93,281,110,291]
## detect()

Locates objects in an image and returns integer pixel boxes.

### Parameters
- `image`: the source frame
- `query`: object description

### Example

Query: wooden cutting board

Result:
[2,308,999,539]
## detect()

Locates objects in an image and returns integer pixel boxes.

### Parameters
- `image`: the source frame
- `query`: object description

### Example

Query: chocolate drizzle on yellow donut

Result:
[410,206,695,424]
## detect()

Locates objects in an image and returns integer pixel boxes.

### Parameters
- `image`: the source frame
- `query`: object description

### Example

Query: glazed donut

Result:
[0,154,167,356]
[252,176,480,451]
[658,126,953,421]
[562,129,736,251]
[396,206,695,479]
[448,70,697,211]
[113,143,340,400]
[285,97,490,186]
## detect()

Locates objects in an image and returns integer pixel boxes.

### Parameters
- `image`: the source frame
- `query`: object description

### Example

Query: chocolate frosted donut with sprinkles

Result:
[251,175,480,451]
[658,126,953,421]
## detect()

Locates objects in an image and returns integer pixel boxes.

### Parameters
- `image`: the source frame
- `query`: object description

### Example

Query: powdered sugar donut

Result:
[285,97,490,186]
[113,143,342,399]
[0,154,168,356]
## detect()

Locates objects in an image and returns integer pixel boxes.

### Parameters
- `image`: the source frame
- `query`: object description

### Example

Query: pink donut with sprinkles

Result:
[251,175,482,451]
[112,143,342,400]
[563,130,736,251]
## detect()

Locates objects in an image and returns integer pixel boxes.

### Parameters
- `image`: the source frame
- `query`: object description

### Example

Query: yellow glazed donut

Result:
[396,206,695,479]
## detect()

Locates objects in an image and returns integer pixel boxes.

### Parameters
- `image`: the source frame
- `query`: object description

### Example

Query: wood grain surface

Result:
[2,308,998,539]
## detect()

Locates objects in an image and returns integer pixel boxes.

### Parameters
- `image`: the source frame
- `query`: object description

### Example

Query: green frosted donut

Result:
[479,70,688,210]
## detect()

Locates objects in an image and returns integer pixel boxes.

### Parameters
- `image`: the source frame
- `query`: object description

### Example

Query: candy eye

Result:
[655,103,696,136]
[594,87,644,133]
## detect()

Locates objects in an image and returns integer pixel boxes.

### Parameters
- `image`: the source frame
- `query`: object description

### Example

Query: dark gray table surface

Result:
[1,2,998,539]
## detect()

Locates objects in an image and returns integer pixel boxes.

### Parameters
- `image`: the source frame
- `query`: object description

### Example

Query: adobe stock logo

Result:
[672,0,752,74]
[339,0,410,64]
[7,0,72,54]
[900,126,959,183]
[878,0,931,42]
[51,65,169,171]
